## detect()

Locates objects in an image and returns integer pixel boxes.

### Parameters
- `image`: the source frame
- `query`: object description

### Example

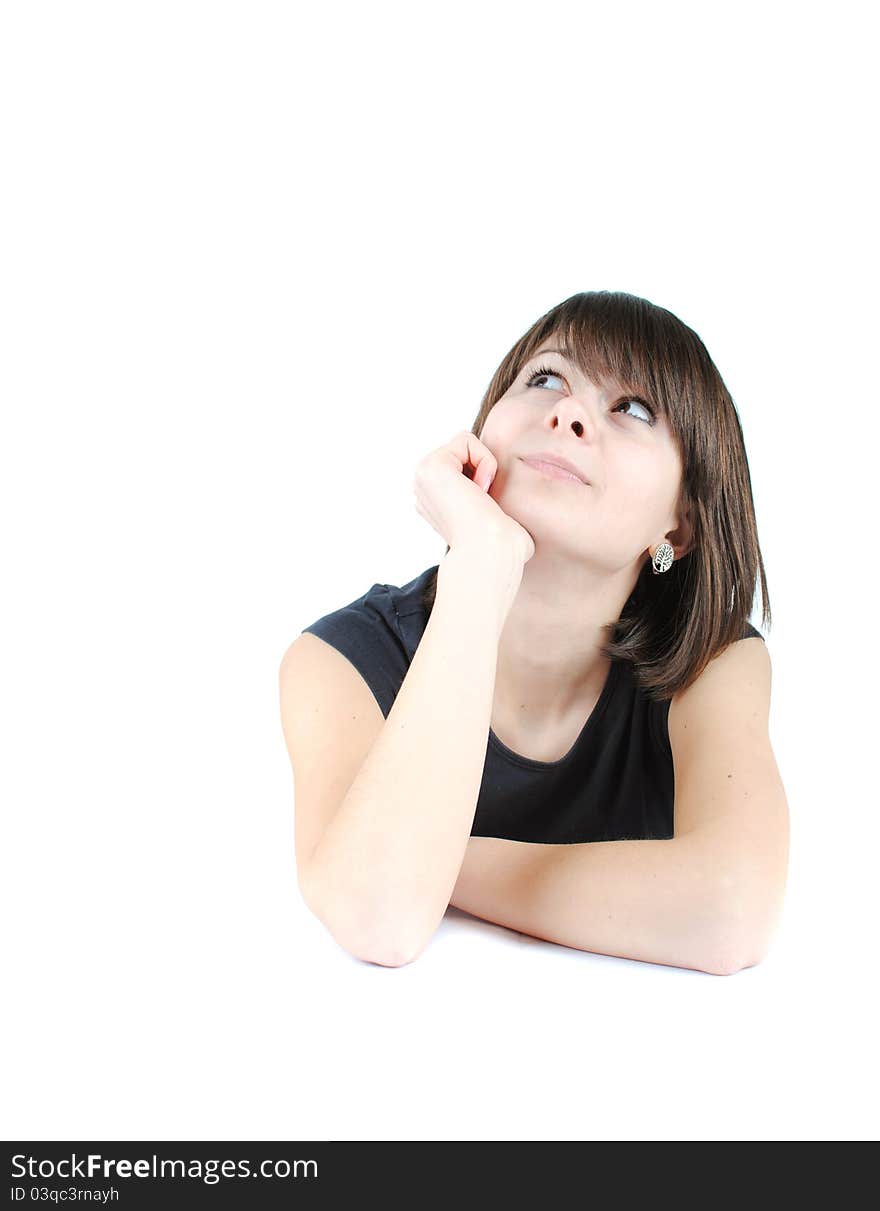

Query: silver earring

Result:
[651,541,674,574]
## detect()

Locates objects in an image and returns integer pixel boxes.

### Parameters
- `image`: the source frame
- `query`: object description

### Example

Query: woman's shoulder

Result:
[298,565,438,715]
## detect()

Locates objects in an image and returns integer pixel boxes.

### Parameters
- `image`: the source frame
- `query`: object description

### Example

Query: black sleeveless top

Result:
[301,565,765,845]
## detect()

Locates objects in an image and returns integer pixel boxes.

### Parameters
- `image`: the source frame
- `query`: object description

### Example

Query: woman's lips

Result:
[521,457,588,485]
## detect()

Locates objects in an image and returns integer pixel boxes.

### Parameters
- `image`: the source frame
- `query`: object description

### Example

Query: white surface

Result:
[2,0,877,1141]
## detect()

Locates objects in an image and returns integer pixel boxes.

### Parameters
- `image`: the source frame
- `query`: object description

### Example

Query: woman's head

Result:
[422,290,771,701]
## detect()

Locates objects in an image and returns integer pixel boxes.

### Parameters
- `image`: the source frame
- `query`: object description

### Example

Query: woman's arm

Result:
[305,546,517,966]
[449,833,748,975]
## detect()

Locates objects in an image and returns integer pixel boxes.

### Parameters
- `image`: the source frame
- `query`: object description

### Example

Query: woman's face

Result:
[478,343,689,570]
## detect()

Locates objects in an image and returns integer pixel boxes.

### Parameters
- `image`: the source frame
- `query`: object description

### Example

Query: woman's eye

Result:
[525,366,565,391]
[613,397,656,425]
[524,365,657,426]
[522,365,564,389]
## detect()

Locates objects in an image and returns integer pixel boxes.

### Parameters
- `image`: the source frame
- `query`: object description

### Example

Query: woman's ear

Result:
[664,494,695,561]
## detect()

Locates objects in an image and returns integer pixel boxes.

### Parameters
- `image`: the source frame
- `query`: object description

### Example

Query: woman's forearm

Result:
[449,834,744,975]
[305,546,519,965]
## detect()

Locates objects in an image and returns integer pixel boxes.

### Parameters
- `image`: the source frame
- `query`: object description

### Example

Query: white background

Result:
[2,0,877,1141]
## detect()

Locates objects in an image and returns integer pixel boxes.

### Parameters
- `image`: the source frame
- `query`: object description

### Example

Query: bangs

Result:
[547,321,672,423]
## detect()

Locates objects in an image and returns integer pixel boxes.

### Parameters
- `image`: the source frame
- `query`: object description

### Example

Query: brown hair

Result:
[419,290,771,703]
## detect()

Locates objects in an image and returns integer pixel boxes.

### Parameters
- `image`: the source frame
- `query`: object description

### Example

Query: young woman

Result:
[280,290,789,975]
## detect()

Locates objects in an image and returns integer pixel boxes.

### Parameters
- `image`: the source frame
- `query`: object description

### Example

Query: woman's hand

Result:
[413,431,535,567]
